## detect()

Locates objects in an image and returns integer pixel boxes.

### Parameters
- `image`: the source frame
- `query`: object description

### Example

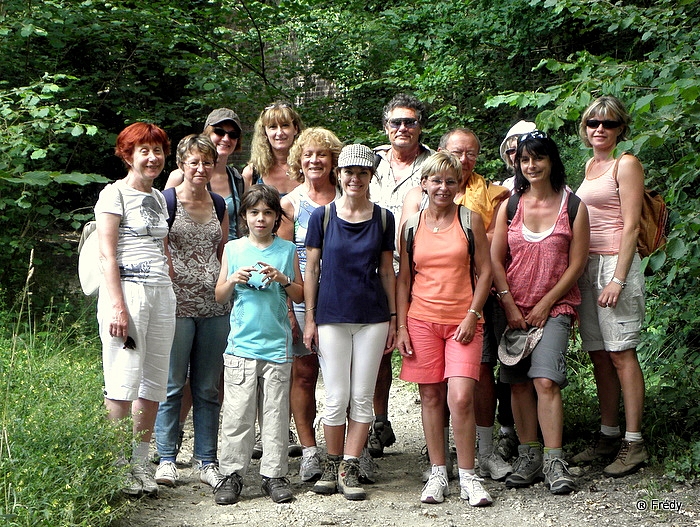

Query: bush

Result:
[0,298,130,526]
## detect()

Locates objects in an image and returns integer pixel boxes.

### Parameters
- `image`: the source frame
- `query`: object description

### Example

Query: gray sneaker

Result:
[505,444,543,488]
[543,455,575,494]
[299,448,323,482]
[358,447,377,484]
[313,455,340,494]
[337,458,366,501]
[132,464,158,496]
[478,451,512,481]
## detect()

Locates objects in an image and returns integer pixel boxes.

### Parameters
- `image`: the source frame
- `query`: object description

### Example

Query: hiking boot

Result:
[505,444,544,488]
[460,473,493,507]
[313,455,340,495]
[199,462,225,488]
[337,458,366,501]
[543,455,575,495]
[299,448,323,482]
[421,466,449,504]
[214,473,242,505]
[496,429,519,461]
[155,460,178,487]
[252,432,263,460]
[603,439,649,478]
[358,447,377,484]
[288,429,303,457]
[572,432,621,465]
[262,476,294,503]
[132,464,158,496]
[368,420,396,458]
[478,451,512,481]
[122,470,143,497]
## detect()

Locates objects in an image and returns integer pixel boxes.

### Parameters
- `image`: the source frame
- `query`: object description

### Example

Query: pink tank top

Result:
[407,210,481,325]
[576,164,623,255]
[506,192,580,318]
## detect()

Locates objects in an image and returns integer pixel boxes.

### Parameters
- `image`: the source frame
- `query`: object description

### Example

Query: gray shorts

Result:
[499,315,571,388]
[481,294,507,365]
[578,254,645,352]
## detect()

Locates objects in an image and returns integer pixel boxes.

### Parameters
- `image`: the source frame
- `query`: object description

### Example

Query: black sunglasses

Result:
[586,119,622,130]
[212,127,240,140]
[519,130,547,143]
[505,148,517,156]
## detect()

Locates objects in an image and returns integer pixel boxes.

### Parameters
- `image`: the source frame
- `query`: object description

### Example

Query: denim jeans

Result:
[155,315,229,462]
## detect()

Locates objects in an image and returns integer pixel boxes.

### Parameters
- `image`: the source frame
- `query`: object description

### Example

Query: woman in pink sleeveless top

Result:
[491,131,589,496]
[572,96,648,477]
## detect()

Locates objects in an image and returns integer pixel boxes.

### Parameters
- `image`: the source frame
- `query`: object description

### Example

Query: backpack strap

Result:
[457,205,476,292]
[163,187,177,230]
[209,191,226,224]
[508,191,580,229]
[506,193,520,225]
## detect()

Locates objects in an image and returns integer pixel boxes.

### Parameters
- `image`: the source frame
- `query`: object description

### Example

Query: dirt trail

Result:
[115,379,698,527]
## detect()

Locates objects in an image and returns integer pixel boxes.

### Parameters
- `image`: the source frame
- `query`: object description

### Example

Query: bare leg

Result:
[609,349,645,432]
[373,352,393,418]
[291,354,319,447]
[345,419,371,458]
[419,383,447,465]
[533,377,563,448]
[448,377,477,470]
[510,381,538,443]
[474,363,496,427]
[589,350,622,428]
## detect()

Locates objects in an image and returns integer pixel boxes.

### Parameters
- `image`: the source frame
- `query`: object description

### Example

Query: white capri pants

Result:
[317,322,389,426]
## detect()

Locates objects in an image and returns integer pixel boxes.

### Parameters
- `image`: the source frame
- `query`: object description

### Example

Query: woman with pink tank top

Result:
[572,96,648,478]
[491,131,589,496]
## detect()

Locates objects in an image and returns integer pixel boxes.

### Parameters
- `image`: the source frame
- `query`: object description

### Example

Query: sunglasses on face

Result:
[586,119,622,130]
[519,130,547,143]
[212,127,240,140]
[505,148,517,156]
[388,118,420,129]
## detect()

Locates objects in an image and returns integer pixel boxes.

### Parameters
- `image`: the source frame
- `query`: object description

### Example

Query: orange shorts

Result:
[399,317,482,384]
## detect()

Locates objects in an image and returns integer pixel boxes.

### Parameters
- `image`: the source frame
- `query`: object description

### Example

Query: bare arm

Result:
[97,212,128,340]
[303,246,322,351]
[395,222,414,356]
[378,249,397,350]
[241,164,254,192]
[490,204,526,329]
[397,186,422,251]
[278,196,295,242]
[164,168,184,189]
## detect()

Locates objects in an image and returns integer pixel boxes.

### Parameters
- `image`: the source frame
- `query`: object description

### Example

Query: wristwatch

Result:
[282,275,292,288]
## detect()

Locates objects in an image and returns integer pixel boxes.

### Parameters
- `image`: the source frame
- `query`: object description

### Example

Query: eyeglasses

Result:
[387,118,420,129]
[184,160,215,169]
[212,127,240,140]
[449,150,478,160]
[586,119,622,129]
[505,148,517,156]
[519,130,547,143]
[427,177,459,187]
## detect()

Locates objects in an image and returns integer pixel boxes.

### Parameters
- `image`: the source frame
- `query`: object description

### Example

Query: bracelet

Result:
[610,277,626,289]
[282,275,292,288]
[390,312,397,317]
[305,307,316,312]
[496,290,510,300]
[398,324,408,329]
[467,309,482,320]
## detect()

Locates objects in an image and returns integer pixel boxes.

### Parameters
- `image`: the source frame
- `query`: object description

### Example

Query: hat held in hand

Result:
[498,326,544,366]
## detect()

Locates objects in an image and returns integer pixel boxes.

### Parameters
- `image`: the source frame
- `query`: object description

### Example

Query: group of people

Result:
[93,93,648,508]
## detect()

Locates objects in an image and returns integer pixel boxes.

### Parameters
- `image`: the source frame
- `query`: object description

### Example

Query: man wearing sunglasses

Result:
[368,93,435,459]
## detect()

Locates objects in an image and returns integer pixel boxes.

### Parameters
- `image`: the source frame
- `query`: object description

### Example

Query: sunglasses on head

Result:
[212,127,240,140]
[265,103,291,111]
[586,119,622,129]
[388,118,420,129]
[519,130,547,143]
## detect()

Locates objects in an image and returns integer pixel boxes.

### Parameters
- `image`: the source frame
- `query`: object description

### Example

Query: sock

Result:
[601,425,621,437]
[625,431,643,442]
[544,447,563,459]
[131,441,150,465]
[526,441,542,449]
[303,446,319,456]
[458,467,476,480]
[343,455,359,461]
[432,464,448,479]
[476,426,494,456]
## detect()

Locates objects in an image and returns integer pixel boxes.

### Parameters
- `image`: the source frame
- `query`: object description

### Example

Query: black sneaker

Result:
[214,473,242,505]
[262,476,294,503]
[368,420,396,458]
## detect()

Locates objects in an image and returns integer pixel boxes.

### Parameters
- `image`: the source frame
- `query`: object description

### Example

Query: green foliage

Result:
[0,299,128,526]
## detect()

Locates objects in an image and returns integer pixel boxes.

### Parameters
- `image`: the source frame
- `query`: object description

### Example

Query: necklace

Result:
[426,210,449,232]
[389,149,419,183]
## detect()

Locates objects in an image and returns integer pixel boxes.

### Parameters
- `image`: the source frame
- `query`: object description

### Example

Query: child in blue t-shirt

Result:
[214,184,303,505]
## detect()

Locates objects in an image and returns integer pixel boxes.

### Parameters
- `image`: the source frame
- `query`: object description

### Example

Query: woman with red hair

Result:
[95,122,176,497]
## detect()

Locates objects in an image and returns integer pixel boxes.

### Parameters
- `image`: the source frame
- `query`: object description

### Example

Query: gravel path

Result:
[114,379,698,527]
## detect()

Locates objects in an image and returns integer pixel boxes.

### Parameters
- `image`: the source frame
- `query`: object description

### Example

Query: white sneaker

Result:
[420,466,449,504]
[133,464,159,495]
[299,448,323,482]
[478,451,512,480]
[154,460,178,487]
[460,473,492,507]
[199,463,225,488]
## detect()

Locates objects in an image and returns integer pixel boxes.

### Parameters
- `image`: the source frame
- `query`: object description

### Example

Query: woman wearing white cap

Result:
[304,144,396,501]
[499,120,537,192]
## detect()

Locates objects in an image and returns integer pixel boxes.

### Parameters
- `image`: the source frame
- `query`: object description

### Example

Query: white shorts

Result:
[98,282,176,402]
